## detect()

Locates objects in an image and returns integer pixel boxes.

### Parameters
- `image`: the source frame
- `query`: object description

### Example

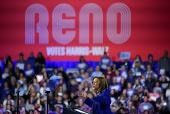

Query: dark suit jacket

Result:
[156,97,168,104]
[84,89,112,114]
[145,79,155,92]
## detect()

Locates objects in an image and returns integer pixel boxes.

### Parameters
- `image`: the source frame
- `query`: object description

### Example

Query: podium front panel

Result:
[63,107,92,114]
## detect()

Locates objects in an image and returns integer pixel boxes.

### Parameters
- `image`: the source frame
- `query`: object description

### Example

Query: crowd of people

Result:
[0,50,170,114]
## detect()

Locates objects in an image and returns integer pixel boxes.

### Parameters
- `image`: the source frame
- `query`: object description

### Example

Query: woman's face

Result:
[141,75,145,79]
[38,53,42,58]
[127,83,132,89]
[120,96,124,100]
[59,86,63,92]
[121,65,125,70]
[110,89,114,95]
[136,56,140,60]
[60,67,63,71]
[144,89,148,93]
[113,64,116,69]
[58,72,62,76]
[7,100,11,105]
[115,70,119,76]
[8,61,13,68]
[84,82,88,88]
[20,73,24,78]
[133,95,138,100]
[79,99,83,106]
[17,82,21,88]
[31,87,35,92]
[33,78,37,83]
[122,89,127,95]
[43,82,46,87]
[27,64,31,69]
[80,57,85,62]
[7,95,11,100]
[43,72,47,78]
[106,75,110,80]
[113,77,117,83]
[71,80,75,85]
[70,93,75,98]
[4,82,8,87]
[6,104,11,110]
[156,82,159,87]
[78,85,83,91]
[153,89,158,93]
[113,102,117,107]
[54,69,58,74]
[57,96,62,102]
[55,107,60,112]
[92,78,100,91]
[135,80,139,85]
[107,66,111,71]
[63,94,67,100]
[144,111,149,114]
[80,69,85,74]
[121,77,125,83]
[131,105,136,110]
[128,102,132,108]
[162,75,166,81]
[89,67,93,72]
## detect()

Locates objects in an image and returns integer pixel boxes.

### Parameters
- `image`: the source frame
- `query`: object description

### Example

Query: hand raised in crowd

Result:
[25,84,33,95]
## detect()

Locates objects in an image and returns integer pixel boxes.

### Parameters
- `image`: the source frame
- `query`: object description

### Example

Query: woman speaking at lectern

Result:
[79,76,112,114]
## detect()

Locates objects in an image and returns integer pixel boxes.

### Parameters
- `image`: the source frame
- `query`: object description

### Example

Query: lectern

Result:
[63,107,92,114]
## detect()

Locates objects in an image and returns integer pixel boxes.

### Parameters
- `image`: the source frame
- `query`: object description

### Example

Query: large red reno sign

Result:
[25,3,131,45]
[0,0,170,61]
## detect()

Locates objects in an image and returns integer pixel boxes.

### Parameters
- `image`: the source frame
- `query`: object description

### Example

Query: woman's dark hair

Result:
[92,76,108,93]
[122,89,128,98]
[19,53,23,57]
[134,78,141,85]
[79,56,86,63]
[83,81,89,88]
[38,52,44,58]
[6,94,12,99]
[135,55,142,62]
[19,71,25,78]
[148,54,153,59]
[155,81,160,87]
[132,93,139,101]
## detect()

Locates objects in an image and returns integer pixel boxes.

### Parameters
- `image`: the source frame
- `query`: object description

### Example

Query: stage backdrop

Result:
[0,0,170,61]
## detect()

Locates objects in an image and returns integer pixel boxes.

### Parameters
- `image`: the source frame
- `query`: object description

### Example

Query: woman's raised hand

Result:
[78,91,88,99]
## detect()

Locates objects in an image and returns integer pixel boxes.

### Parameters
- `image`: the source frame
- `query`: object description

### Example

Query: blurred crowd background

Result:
[0,50,170,114]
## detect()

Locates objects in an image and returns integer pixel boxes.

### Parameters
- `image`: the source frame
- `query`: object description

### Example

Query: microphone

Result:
[72,95,79,100]
[68,95,79,104]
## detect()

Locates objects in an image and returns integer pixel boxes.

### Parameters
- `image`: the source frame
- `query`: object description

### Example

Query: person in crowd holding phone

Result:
[156,91,169,113]
[79,76,112,114]
[132,55,145,70]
